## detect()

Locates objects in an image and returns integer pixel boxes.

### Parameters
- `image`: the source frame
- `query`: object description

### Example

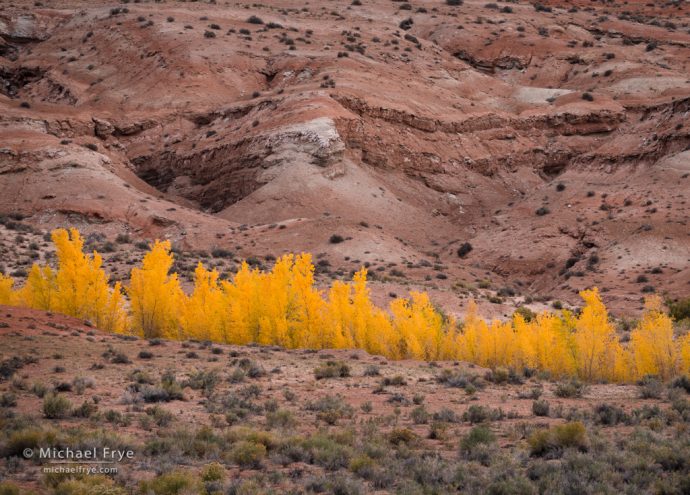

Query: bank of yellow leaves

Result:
[630,296,680,380]
[0,273,16,305]
[572,288,624,382]
[128,240,183,339]
[17,229,125,332]
[3,228,690,384]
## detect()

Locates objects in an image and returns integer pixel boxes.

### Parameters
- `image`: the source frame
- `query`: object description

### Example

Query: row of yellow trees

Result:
[1,228,689,383]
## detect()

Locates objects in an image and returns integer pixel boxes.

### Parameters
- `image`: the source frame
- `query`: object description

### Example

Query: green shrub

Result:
[43,394,72,419]
[53,475,127,495]
[672,376,690,394]
[266,409,296,429]
[0,481,23,495]
[460,426,495,454]
[555,380,586,398]
[139,470,200,495]
[668,297,690,321]
[411,406,429,424]
[303,435,353,470]
[457,242,473,258]
[388,428,417,446]
[529,421,588,457]
[231,441,266,468]
[314,361,350,380]
[532,400,550,417]
[201,462,225,482]
[593,403,628,426]
[464,405,503,423]
[4,428,46,457]
[638,375,664,399]
[381,375,406,386]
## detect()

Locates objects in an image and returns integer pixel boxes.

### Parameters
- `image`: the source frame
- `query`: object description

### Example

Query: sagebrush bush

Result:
[43,394,72,419]
[231,440,267,468]
[529,422,588,457]
[532,400,550,417]
[314,361,350,380]
[139,470,200,495]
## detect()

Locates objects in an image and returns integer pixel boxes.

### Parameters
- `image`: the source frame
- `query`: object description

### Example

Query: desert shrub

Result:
[528,422,588,457]
[464,405,503,424]
[329,234,345,244]
[72,376,95,395]
[201,462,225,482]
[303,435,353,470]
[555,380,586,398]
[237,358,266,378]
[388,428,417,446]
[485,367,523,385]
[363,365,380,377]
[433,408,460,423]
[306,395,353,425]
[184,369,219,394]
[671,376,690,394]
[142,373,184,403]
[0,393,17,408]
[266,409,296,429]
[592,403,628,426]
[230,440,266,468]
[4,428,49,457]
[0,482,22,495]
[52,475,126,495]
[638,375,664,399]
[411,406,429,424]
[513,306,536,322]
[146,406,174,427]
[532,400,550,417]
[436,369,482,391]
[314,361,350,380]
[110,351,130,364]
[139,470,200,495]
[668,298,690,321]
[457,242,473,258]
[211,248,233,258]
[460,425,495,454]
[43,394,72,419]
[381,375,406,386]
[247,15,264,24]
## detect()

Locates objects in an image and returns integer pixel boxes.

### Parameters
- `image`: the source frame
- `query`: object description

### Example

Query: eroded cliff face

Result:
[1,0,689,316]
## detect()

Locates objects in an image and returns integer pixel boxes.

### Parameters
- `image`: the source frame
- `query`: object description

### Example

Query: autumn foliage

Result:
[2,228,690,383]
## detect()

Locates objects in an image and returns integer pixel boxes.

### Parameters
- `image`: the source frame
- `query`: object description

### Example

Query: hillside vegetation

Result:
[1,228,689,384]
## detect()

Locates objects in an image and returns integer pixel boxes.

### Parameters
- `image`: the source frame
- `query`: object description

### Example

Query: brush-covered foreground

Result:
[0,306,690,494]
[1,229,690,384]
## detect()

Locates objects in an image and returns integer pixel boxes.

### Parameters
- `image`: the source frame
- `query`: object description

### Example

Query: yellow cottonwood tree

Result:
[16,229,126,332]
[514,312,576,378]
[128,240,183,339]
[20,264,57,311]
[179,263,226,342]
[630,296,679,380]
[0,273,15,305]
[572,288,622,382]
[290,253,327,349]
[51,229,126,333]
